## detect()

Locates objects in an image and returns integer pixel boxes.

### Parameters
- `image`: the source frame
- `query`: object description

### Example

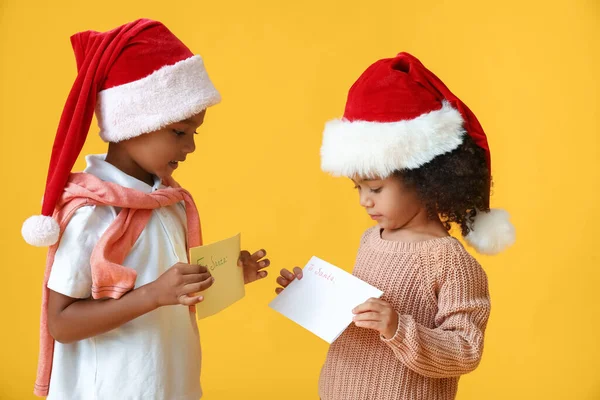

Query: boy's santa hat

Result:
[22,19,221,247]
[321,52,515,255]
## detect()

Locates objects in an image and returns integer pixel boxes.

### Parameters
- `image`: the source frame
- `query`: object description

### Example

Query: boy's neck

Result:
[105,145,155,186]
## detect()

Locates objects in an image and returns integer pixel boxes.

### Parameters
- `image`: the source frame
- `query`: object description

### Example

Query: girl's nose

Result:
[359,192,373,208]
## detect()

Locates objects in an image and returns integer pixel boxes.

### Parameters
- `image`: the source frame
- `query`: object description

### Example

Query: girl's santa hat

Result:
[321,52,515,255]
[22,19,221,247]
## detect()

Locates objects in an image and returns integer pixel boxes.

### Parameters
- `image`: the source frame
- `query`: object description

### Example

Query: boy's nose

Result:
[182,135,196,154]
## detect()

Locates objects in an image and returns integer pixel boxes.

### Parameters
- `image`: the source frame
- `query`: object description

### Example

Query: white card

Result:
[269,256,383,343]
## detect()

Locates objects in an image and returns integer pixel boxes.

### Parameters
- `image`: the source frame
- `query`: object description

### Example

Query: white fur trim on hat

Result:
[22,215,60,247]
[464,209,516,255]
[96,55,221,143]
[321,101,465,178]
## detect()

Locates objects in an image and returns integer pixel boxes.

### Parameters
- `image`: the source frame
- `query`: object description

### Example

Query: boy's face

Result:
[350,174,423,231]
[114,110,206,183]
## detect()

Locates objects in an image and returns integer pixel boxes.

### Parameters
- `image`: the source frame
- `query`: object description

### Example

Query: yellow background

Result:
[1,0,598,399]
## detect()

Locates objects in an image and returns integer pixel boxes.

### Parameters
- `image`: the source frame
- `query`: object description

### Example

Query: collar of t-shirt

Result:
[84,154,164,193]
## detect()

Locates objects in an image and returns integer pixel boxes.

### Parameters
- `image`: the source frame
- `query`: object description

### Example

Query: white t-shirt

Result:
[46,154,202,400]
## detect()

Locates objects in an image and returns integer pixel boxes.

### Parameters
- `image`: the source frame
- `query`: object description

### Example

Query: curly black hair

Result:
[394,134,491,236]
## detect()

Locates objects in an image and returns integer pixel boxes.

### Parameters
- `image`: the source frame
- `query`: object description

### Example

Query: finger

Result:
[352,312,381,322]
[367,299,394,314]
[180,264,208,274]
[257,270,268,279]
[257,259,270,270]
[352,300,383,314]
[183,277,215,294]
[367,297,389,306]
[280,269,295,281]
[275,287,284,294]
[183,272,212,284]
[352,302,370,314]
[292,266,303,279]
[195,265,209,274]
[199,276,215,291]
[276,276,290,287]
[238,250,251,266]
[354,320,381,331]
[172,264,192,274]
[251,249,267,262]
[178,294,204,306]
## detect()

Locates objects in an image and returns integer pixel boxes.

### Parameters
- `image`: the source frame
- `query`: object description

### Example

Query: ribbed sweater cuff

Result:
[381,312,408,348]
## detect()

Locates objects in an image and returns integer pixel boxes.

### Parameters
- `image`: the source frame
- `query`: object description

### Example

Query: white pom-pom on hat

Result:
[21,215,60,247]
[464,209,515,255]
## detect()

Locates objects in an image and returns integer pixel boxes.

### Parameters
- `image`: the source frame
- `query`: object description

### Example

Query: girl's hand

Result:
[352,298,399,339]
[275,267,303,294]
[238,249,270,284]
[150,263,214,307]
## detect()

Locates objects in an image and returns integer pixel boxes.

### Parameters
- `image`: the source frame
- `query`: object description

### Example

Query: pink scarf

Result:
[34,172,202,397]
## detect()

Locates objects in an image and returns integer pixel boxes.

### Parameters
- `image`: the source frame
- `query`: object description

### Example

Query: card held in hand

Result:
[269,256,383,343]
[189,233,244,319]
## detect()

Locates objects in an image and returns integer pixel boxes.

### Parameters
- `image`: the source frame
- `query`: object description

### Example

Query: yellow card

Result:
[189,233,244,319]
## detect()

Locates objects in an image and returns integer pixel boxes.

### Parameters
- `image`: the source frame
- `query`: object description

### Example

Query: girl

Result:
[276,52,515,399]
[22,19,269,399]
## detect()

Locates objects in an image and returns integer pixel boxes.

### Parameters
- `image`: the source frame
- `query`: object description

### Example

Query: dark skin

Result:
[276,136,489,339]
[275,175,448,339]
[48,110,270,344]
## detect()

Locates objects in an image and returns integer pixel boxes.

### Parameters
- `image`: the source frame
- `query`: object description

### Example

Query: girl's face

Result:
[107,110,206,185]
[351,174,424,231]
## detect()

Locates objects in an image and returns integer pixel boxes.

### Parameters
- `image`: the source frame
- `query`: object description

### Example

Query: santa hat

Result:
[320,52,515,255]
[22,19,221,247]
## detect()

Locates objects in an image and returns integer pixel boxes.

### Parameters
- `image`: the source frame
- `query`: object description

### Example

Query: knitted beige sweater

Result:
[318,227,491,400]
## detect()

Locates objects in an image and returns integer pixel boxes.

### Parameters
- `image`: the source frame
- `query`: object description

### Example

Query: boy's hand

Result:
[352,298,399,339]
[150,263,214,307]
[238,249,270,284]
[275,267,303,294]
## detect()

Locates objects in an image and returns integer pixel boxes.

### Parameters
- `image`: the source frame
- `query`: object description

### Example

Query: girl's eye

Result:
[370,187,382,194]
[173,129,186,136]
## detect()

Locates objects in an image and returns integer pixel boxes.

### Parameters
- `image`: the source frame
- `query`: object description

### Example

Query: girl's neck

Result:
[381,208,449,242]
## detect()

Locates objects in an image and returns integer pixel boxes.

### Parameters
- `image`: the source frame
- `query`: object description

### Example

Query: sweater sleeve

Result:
[381,248,491,378]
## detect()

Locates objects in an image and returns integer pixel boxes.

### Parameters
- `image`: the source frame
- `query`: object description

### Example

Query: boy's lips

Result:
[369,214,382,220]
[169,157,185,170]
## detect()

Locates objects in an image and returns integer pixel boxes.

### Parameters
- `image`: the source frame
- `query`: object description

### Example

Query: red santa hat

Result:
[22,19,221,247]
[320,52,515,255]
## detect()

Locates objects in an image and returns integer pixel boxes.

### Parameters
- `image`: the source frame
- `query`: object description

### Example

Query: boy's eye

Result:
[173,129,199,136]
[370,187,382,193]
